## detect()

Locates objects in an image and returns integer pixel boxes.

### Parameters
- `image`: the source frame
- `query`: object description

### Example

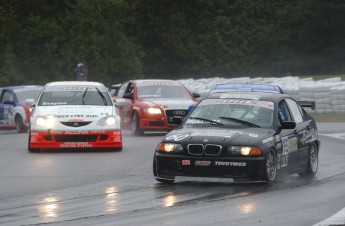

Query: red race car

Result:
[113,79,200,135]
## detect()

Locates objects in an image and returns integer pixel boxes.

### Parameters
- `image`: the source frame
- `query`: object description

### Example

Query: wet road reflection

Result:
[104,187,118,212]
[37,196,59,219]
[163,192,176,207]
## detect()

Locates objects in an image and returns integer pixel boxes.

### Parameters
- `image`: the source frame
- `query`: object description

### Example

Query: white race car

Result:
[28,81,122,152]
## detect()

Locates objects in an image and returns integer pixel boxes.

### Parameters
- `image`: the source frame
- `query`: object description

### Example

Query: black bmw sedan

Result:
[153,91,320,184]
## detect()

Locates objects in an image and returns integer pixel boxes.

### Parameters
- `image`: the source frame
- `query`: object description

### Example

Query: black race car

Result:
[153,91,320,184]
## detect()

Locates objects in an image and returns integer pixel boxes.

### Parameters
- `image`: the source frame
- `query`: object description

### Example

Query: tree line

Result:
[1,0,345,87]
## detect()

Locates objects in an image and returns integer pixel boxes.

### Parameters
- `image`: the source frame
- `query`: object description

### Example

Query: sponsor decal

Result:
[195,160,211,166]
[64,131,89,135]
[219,93,261,100]
[56,106,94,114]
[182,160,190,165]
[199,99,273,110]
[56,114,98,119]
[215,161,246,167]
[163,104,169,109]
[189,130,258,138]
[280,136,297,168]
[60,142,92,148]
[191,130,238,138]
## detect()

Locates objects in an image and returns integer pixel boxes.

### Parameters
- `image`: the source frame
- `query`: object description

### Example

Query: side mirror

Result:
[25,99,36,107]
[281,121,296,129]
[123,93,133,99]
[193,93,200,98]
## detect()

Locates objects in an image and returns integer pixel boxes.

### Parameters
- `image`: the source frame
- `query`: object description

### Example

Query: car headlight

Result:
[144,107,162,114]
[35,116,55,129]
[156,143,183,153]
[98,115,116,126]
[226,146,262,156]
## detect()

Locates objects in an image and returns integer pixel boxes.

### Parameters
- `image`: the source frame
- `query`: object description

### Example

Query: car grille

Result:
[149,121,165,126]
[60,122,92,127]
[204,144,222,156]
[165,109,188,124]
[187,144,222,156]
[187,144,203,155]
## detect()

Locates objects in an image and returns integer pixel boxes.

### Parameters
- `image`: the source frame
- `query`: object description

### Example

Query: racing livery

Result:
[28,81,122,152]
[0,85,43,132]
[153,91,320,184]
[113,79,200,135]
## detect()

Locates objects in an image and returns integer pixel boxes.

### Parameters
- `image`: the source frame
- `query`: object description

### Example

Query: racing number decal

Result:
[281,136,289,167]
[165,134,189,141]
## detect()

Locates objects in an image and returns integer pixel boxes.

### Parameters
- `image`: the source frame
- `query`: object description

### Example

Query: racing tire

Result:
[153,159,175,184]
[131,112,144,136]
[264,150,277,184]
[299,143,318,177]
[15,115,27,133]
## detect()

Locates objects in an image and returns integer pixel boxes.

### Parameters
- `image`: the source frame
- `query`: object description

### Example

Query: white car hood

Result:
[34,105,113,121]
[143,99,195,110]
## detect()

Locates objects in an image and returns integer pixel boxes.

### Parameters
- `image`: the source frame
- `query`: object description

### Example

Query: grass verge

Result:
[310,113,345,122]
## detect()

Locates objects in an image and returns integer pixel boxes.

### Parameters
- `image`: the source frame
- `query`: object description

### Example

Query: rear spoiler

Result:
[297,101,315,110]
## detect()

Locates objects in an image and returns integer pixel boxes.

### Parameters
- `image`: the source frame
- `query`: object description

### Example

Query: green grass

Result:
[310,113,345,122]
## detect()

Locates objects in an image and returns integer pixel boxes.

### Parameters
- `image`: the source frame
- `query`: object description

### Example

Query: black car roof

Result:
[206,91,290,102]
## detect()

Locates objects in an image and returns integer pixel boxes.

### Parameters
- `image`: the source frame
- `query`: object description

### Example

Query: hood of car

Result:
[141,99,195,110]
[34,105,114,121]
[163,126,274,146]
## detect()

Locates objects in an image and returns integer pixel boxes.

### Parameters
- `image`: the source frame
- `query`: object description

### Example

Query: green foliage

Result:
[1,0,345,86]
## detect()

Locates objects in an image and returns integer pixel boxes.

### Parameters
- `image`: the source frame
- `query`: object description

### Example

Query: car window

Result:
[38,86,112,106]
[278,100,292,122]
[188,99,274,128]
[137,85,191,99]
[285,98,303,124]
[14,88,43,102]
[1,90,13,103]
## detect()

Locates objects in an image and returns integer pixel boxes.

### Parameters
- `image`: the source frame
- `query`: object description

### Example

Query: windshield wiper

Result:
[95,87,108,105]
[188,117,224,126]
[219,116,261,128]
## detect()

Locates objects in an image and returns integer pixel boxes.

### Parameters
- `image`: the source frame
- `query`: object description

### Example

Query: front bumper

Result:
[140,118,178,130]
[29,130,122,149]
[154,153,266,181]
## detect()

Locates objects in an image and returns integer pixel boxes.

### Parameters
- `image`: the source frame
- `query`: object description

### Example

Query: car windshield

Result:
[137,85,191,99]
[186,98,274,128]
[14,87,43,102]
[37,85,112,106]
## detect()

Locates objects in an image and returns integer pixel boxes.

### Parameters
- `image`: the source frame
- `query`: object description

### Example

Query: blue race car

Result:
[0,85,43,132]
[209,83,285,94]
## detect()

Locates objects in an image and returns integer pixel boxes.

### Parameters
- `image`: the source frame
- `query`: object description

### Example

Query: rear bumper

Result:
[29,130,122,149]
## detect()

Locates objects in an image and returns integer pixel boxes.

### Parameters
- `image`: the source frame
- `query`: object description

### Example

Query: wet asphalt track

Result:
[0,122,344,226]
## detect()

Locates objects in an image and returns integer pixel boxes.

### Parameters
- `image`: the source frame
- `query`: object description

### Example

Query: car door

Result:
[277,100,298,169]
[285,99,312,167]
